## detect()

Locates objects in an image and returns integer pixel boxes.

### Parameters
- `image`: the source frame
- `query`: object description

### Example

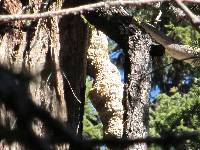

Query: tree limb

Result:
[141,22,200,65]
[0,0,168,22]
[175,0,200,31]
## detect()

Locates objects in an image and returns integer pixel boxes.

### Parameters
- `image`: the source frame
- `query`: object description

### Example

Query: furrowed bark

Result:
[0,0,88,149]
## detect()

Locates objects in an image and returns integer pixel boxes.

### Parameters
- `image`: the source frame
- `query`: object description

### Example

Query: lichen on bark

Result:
[87,29,124,139]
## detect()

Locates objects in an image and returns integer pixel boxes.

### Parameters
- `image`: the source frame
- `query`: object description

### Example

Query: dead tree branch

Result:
[0,0,169,22]
[0,0,164,22]
[0,0,199,23]
[175,0,200,31]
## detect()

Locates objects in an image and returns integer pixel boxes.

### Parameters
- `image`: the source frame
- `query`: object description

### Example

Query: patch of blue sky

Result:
[118,68,124,83]
[110,49,123,60]
[149,85,161,102]
[183,76,192,84]
[110,49,161,101]
[109,49,124,82]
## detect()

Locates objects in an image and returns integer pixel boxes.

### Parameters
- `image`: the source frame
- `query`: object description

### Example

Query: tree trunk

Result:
[0,0,88,149]
[123,24,152,150]
[87,28,124,139]
[86,9,152,149]
[59,14,88,136]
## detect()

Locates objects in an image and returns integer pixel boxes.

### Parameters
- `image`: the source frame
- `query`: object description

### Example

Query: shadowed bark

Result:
[0,0,88,149]
[59,14,88,135]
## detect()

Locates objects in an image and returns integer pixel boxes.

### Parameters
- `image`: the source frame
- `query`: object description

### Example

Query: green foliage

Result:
[166,23,200,47]
[148,8,200,149]
[83,77,103,139]
[108,38,118,53]
[152,21,200,94]
[149,79,200,149]
[130,6,159,23]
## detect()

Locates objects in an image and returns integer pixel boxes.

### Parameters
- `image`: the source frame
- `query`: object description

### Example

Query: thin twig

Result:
[175,0,200,31]
[0,0,199,23]
[0,0,199,22]
[0,0,168,22]
[62,71,81,103]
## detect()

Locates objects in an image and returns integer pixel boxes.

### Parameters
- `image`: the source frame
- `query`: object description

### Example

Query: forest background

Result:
[0,0,200,150]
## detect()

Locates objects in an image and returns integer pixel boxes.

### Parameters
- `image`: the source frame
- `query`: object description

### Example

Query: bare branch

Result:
[0,0,167,22]
[175,0,200,31]
[182,0,200,3]
[0,0,199,23]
